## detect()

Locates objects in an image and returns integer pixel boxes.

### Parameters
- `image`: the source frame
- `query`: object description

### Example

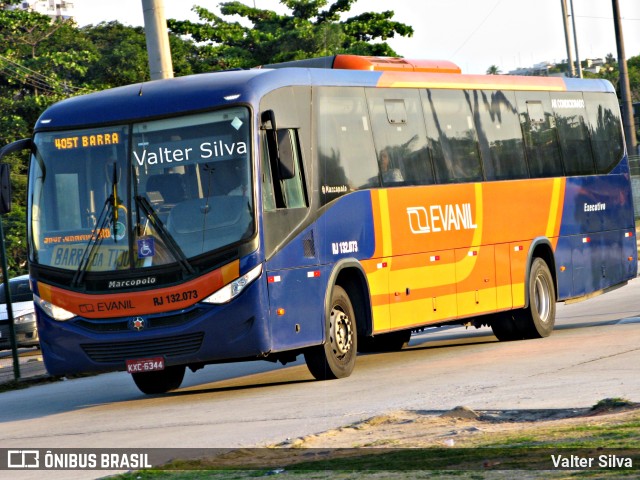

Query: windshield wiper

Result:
[72,164,121,288]
[134,195,195,276]
[71,193,113,288]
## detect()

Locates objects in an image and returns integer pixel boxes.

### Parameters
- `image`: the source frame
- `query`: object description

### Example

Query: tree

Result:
[80,21,200,87]
[167,0,414,70]
[486,65,501,75]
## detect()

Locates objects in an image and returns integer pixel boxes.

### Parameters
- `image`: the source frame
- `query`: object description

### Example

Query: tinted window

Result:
[278,129,307,208]
[516,92,563,178]
[366,89,434,186]
[583,92,624,173]
[421,89,483,184]
[470,90,528,180]
[261,138,277,212]
[551,93,595,175]
[316,87,378,204]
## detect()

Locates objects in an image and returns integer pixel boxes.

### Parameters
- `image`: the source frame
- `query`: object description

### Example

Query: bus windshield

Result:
[29,107,254,274]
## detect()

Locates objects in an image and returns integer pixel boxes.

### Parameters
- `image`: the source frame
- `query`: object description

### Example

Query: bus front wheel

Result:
[132,365,186,394]
[304,285,357,380]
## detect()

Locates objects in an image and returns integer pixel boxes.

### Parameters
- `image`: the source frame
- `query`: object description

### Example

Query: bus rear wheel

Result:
[490,311,523,341]
[520,257,556,338]
[132,365,186,394]
[304,285,357,380]
[490,257,556,341]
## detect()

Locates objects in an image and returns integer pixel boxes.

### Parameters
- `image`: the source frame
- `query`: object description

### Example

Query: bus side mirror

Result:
[261,110,295,180]
[0,138,33,215]
[0,164,10,215]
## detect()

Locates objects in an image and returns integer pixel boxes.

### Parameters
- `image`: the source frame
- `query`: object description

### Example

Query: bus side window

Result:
[262,128,307,210]
[277,129,307,208]
[471,89,529,181]
[316,87,378,205]
[366,89,435,186]
[516,92,564,178]
[552,92,596,176]
[421,89,483,184]
[583,92,624,174]
[261,140,277,212]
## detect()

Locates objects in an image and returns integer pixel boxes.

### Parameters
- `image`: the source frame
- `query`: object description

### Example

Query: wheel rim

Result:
[330,305,352,358]
[534,272,551,323]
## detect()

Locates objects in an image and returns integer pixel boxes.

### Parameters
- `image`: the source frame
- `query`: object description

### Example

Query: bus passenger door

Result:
[260,87,323,352]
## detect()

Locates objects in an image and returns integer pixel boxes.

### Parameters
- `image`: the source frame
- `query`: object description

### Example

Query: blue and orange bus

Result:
[0,55,635,394]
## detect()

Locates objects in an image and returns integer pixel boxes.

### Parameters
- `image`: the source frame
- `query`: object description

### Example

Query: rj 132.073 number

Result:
[153,289,198,306]
[331,241,358,255]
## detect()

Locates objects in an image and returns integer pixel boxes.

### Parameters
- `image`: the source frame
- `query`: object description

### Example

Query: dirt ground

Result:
[273,401,640,449]
[187,401,639,477]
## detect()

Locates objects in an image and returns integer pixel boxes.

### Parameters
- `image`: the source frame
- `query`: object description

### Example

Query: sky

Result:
[71,0,640,75]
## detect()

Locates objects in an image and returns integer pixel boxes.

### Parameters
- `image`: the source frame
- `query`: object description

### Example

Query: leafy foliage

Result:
[0,0,412,276]
[1,1,638,277]
[167,0,413,69]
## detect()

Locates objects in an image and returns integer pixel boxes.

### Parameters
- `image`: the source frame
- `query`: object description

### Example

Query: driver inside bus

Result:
[379,148,404,184]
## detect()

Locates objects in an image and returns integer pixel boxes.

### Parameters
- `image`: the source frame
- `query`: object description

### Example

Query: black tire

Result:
[490,311,524,341]
[304,285,357,380]
[491,258,556,341]
[132,365,186,394]
[520,257,556,339]
[358,330,411,352]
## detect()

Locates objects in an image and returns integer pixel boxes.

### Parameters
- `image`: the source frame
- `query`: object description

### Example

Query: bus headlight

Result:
[34,294,76,321]
[202,264,262,305]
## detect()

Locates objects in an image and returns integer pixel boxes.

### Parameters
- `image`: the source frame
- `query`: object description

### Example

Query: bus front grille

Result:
[73,308,206,333]
[80,332,204,363]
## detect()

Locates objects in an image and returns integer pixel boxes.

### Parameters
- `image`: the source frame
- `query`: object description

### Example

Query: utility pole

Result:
[612,0,637,155]
[569,0,582,78]
[560,0,576,77]
[141,0,174,80]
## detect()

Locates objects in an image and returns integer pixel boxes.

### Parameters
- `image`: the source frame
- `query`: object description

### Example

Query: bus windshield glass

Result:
[29,107,254,274]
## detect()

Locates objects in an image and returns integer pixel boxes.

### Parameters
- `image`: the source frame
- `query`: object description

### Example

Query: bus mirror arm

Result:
[0,164,11,215]
[260,110,295,180]
[0,138,32,215]
[260,110,277,130]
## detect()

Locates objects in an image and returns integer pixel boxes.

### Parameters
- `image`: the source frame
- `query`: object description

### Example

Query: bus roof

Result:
[261,55,462,74]
[35,64,616,131]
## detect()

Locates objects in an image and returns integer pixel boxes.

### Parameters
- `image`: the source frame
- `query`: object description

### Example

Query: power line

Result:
[450,0,505,59]
[0,54,88,95]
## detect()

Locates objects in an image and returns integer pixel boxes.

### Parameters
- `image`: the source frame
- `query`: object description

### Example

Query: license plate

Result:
[126,357,165,374]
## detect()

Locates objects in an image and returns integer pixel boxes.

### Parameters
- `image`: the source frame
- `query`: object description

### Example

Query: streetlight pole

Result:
[141,0,174,80]
[560,0,576,77]
[569,0,582,78]
[612,0,638,155]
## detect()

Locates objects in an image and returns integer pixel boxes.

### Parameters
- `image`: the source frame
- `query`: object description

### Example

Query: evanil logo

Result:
[407,203,477,234]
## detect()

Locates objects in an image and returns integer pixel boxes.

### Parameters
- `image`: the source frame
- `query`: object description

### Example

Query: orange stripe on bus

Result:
[377,71,568,91]
[37,260,240,319]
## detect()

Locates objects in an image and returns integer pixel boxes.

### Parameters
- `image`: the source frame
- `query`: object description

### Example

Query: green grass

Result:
[111,400,640,480]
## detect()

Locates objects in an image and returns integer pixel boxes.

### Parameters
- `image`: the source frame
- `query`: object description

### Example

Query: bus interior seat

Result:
[145,174,187,206]
[165,196,252,254]
[201,161,243,196]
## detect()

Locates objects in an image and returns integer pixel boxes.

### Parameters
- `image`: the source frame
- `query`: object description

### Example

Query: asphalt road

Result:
[1,277,640,479]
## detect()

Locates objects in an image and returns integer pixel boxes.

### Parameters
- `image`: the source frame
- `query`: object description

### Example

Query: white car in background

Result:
[0,274,38,349]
